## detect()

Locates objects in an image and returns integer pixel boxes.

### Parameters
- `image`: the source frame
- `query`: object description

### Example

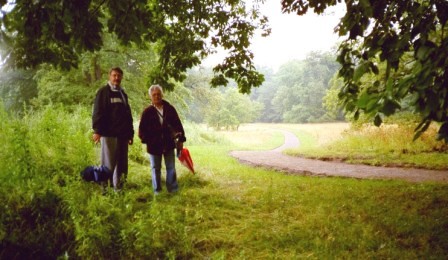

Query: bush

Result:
[0,104,196,258]
[24,105,97,178]
[0,104,96,258]
[182,122,223,145]
[0,185,75,258]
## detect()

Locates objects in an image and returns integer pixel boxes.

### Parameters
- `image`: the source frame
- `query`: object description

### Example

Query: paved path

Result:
[230,130,448,183]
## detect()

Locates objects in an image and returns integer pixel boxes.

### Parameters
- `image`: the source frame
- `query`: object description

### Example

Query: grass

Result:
[281,122,448,170]
[1,109,448,258]
[122,144,448,258]
[217,124,284,150]
[118,123,448,258]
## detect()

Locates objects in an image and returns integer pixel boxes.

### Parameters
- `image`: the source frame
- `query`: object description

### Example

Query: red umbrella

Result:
[177,147,195,174]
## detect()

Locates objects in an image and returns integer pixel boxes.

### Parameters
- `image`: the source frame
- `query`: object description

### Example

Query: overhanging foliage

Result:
[0,0,269,93]
[282,0,448,141]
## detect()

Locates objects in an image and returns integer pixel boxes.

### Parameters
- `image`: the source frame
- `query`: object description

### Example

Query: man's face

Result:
[109,70,123,86]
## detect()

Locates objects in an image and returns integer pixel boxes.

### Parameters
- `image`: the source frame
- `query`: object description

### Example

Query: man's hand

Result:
[92,133,101,144]
[129,139,133,145]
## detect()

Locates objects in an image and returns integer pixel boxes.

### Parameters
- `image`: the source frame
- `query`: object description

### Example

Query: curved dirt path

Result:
[230,130,448,183]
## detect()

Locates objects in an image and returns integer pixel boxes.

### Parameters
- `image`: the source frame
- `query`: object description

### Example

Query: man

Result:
[92,67,134,191]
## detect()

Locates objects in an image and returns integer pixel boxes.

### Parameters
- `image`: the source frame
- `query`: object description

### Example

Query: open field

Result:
[239,122,448,170]
[217,122,349,151]
[248,122,350,146]
[2,111,448,258]
[126,143,448,259]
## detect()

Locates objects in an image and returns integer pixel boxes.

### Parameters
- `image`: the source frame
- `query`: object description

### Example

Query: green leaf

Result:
[385,77,394,96]
[357,90,379,113]
[359,0,373,17]
[353,61,369,82]
[365,96,379,113]
[413,120,431,141]
[354,109,360,120]
[356,90,370,109]
[416,45,431,60]
[374,114,382,126]
[381,99,401,116]
[396,76,413,97]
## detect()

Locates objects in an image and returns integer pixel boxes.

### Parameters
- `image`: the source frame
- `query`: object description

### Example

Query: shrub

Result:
[0,104,95,257]
[0,185,75,258]
[23,105,96,179]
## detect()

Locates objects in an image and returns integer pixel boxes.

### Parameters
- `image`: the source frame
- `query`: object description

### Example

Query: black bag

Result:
[80,165,112,183]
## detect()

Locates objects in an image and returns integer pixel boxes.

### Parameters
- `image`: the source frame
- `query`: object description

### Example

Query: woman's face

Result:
[151,88,163,106]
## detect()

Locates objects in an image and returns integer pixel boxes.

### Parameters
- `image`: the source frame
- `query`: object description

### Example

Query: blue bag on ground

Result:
[80,165,112,183]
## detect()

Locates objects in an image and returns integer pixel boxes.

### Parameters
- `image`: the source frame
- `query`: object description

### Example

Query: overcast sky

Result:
[203,1,345,71]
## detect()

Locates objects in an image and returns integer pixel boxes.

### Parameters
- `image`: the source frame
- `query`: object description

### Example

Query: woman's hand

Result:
[176,141,183,151]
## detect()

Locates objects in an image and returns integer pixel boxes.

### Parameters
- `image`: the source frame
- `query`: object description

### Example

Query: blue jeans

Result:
[149,149,178,193]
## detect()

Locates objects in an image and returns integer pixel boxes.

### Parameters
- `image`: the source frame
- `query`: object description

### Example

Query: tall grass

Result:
[0,105,95,258]
[1,107,447,258]
[217,124,284,150]
[286,123,448,170]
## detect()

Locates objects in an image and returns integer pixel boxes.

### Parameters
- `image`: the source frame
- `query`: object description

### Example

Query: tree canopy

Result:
[0,0,269,93]
[268,52,339,123]
[183,68,262,129]
[282,0,448,141]
[2,0,448,140]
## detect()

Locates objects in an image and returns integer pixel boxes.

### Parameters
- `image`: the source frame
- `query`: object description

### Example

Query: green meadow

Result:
[1,107,447,258]
[281,122,448,170]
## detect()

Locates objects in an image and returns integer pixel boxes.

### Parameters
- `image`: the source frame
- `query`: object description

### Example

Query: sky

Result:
[203,1,345,71]
[0,1,344,71]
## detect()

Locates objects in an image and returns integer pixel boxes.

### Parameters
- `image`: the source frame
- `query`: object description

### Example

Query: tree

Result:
[0,0,269,93]
[183,68,221,123]
[31,65,95,111]
[249,66,281,122]
[270,52,338,123]
[0,69,37,115]
[29,32,160,113]
[4,1,447,140]
[205,88,262,130]
[282,0,448,141]
[323,74,345,121]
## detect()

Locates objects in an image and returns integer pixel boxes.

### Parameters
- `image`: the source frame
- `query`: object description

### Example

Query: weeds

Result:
[0,107,447,258]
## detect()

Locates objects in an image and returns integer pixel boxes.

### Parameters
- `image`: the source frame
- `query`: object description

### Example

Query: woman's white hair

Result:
[148,84,163,96]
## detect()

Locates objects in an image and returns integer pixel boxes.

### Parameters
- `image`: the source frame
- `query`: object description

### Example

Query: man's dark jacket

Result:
[138,100,186,155]
[92,84,134,140]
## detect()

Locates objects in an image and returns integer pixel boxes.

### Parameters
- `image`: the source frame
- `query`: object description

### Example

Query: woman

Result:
[138,84,186,194]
